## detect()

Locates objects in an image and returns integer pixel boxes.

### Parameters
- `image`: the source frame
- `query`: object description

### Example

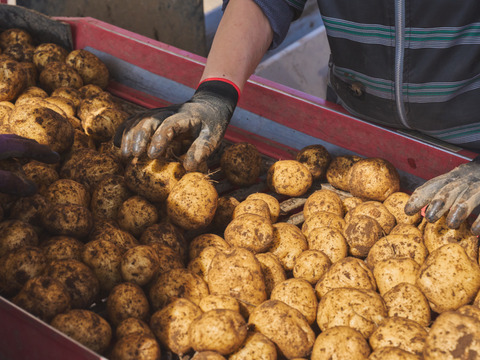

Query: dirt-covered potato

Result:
[210,196,240,232]
[51,309,112,355]
[41,236,84,263]
[13,275,70,322]
[343,196,364,213]
[232,198,271,220]
[224,213,274,253]
[295,144,332,181]
[116,195,159,238]
[0,28,33,49]
[303,189,344,219]
[39,61,83,93]
[305,226,348,263]
[0,100,14,127]
[207,247,267,316]
[89,222,139,254]
[311,326,371,360]
[41,203,93,238]
[0,246,47,296]
[191,351,226,360]
[220,142,262,186]
[369,316,427,356]
[8,193,49,230]
[65,49,109,89]
[270,278,318,325]
[116,317,155,339]
[267,160,312,197]
[423,305,480,360]
[189,309,247,355]
[45,259,99,309]
[229,331,277,360]
[383,192,421,225]
[189,233,231,260]
[22,160,59,196]
[198,294,240,313]
[121,245,160,286]
[151,243,184,275]
[343,214,384,258]
[246,192,281,223]
[348,157,400,201]
[293,249,331,284]
[90,174,131,220]
[256,252,286,296]
[140,220,187,261]
[345,200,396,234]
[149,268,209,310]
[188,246,223,282]
[269,222,308,271]
[15,86,48,105]
[326,155,362,191]
[0,219,38,257]
[110,333,162,360]
[32,43,68,72]
[0,58,26,101]
[373,258,420,296]
[389,223,423,237]
[44,179,90,207]
[44,95,76,117]
[7,101,74,153]
[369,347,422,360]
[248,299,316,359]
[3,41,34,62]
[301,211,346,237]
[315,257,376,298]
[316,287,387,338]
[107,282,150,327]
[51,86,82,109]
[366,234,427,270]
[81,105,127,142]
[416,243,480,313]
[167,172,218,231]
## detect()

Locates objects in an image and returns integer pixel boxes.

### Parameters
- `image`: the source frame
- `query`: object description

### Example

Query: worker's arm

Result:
[115,0,274,171]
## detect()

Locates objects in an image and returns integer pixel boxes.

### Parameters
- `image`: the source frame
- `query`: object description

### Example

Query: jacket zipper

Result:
[394,0,410,128]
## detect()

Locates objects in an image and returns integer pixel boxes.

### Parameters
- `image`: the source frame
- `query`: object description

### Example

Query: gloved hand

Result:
[404,156,480,234]
[114,79,240,172]
[0,134,60,196]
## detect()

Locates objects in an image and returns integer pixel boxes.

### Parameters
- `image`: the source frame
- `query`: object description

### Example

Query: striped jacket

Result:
[229,0,480,150]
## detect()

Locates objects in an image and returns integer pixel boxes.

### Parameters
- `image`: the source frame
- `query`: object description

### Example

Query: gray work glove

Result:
[0,134,60,196]
[114,79,239,172]
[404,157,480,234]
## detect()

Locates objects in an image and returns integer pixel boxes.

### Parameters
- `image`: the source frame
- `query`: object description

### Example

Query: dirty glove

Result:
[404,156,480,234]
[114,79,240,172]
[0,134,60,196]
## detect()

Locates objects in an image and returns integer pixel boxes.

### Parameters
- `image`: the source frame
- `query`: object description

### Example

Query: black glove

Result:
[404,156,480,234]
[114,79,240,172]
[0,134,60,196]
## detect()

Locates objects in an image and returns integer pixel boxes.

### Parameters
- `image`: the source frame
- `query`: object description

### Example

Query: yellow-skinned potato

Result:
[51,86,82,109]
[0,58,26,101]
[198,294,240,314]
[191,352,226,360]
[246,192,280,223]
[115,317,155,340]
[106,282,150,327]
[305,226,348,263]
[150,298,202,355]
[189,233,231,261]
[82,106,127,142]
[301,211,345,237]
[311,326,371,360]
[256,252,287,296]
[342,196,363,213]
[44,179,90,207]
[15,86,48,105]
[267,160,312,197]
[65,49,110,89]
[315,257,376,298]
[0,28,33,49]
[210,196,240,232]
[89,222,139,254]
[41,235,84,262]
[32,43,68,72]
[39,61,83,93]
[41,203,93,239]
[141,220,186,260]
[90,174,132,220]
[326,155,362,191]
[44,96,76,117]
[373,258,420,296]
[3,42,34,62]
[383,192,421,225]
[22,160,59,196]
[369,347,422,360]
[269,222,308,271]
[248,299,316,359]
[295,144,332,181]
[0,219,38,258]
[8,193,49,231]
[189,309,248,355]
[120,245,160,287]
[303,189,344,219]
[389,223,423,237]
[117,196,159,238]
[345,201,396,234]
[293,249,331,285]
[343,215,384,258]
[220,142,262,186]
[232,198,271,220]
[110,333,162,360]
[224,213,274,253]
[150,243,184,275]
[51,309,112,355]
[229,331,277,360]
[188,246,223,282]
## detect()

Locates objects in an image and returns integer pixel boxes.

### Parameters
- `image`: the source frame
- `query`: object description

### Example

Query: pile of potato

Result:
[1,27,480,360]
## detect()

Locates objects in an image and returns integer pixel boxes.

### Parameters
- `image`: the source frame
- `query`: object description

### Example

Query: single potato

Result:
[267,160,313,197]
[295,144,332,181]
[269,222,308,271]
[311,326,371,360]
[224,213,274,253]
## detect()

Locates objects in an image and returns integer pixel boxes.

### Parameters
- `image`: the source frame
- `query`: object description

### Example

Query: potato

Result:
[326,155,362,191]
[22,160,59,195]
[423,215,478,261]
[13,275,71,322]
[44,179,90,207]
[267,160,312,197]
[423,305,480,360]
[189,233,230,260]
[246,192,281,223]
[207,247,267,316]
[81,105,127,142]
[51,86,82,109]
[115,317,155,340]
[343,215,384,258]
[224,213,274,253]
[311,326,371,360]
[39,61,83,93]
[369,347,422,360]
[90,174,131,220]
[150,243,184,275]
[7,101,74,153]
[248,299,316,359]
[366,234,427,270]
[270,278,318,325]
[373,258,420,296]
[389,223,423,237]
[124,157,185,203]
[301,211,345,237]
[32,43,68,72]
[117,195,159,238]
[233,198,271,220]
[15,86,48,105]
[369,317,427,356]
[256,252,287,296]
[9,193,49,230]
[295,144,332,181]
[383,192,421,225]
[51,309,112,355]
[191,351,226,360]
[65,49,109,89]
[41,203,93,238]
[189,309,247,355]
[210,196,240,232]
[45,259,99,309]
[269,222,308,271]
[293,249,331,284]
[316,287,387,338]
[44,95,76,117]
[0,28,33,49]
[140,220,187,261]
[89,222,139,254]
[305,226,348,263]
[303,189,344,219]
[19,61,37,89]
[0,58,26,101]
[167,172,218,230]
[149,268,209,310]
[107,282,150,326]
[0,101,13,127]
[41,235,84,262]
[150,298,202,355]
[3,42,34,62]
[0,246,47,296]
[0,219,38,257]
[345,201,396,234]
[221,142,262,186]
[110,333,161,360]
[120,245,160,287]
[416,243,480,313]
[229,331,277,360]
[188,246,222,282]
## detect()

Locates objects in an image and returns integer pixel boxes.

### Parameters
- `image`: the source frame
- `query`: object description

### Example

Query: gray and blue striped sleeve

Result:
[222,0,307,49]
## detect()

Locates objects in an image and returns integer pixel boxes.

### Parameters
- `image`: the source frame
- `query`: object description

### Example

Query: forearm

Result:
[200,0,274,92]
